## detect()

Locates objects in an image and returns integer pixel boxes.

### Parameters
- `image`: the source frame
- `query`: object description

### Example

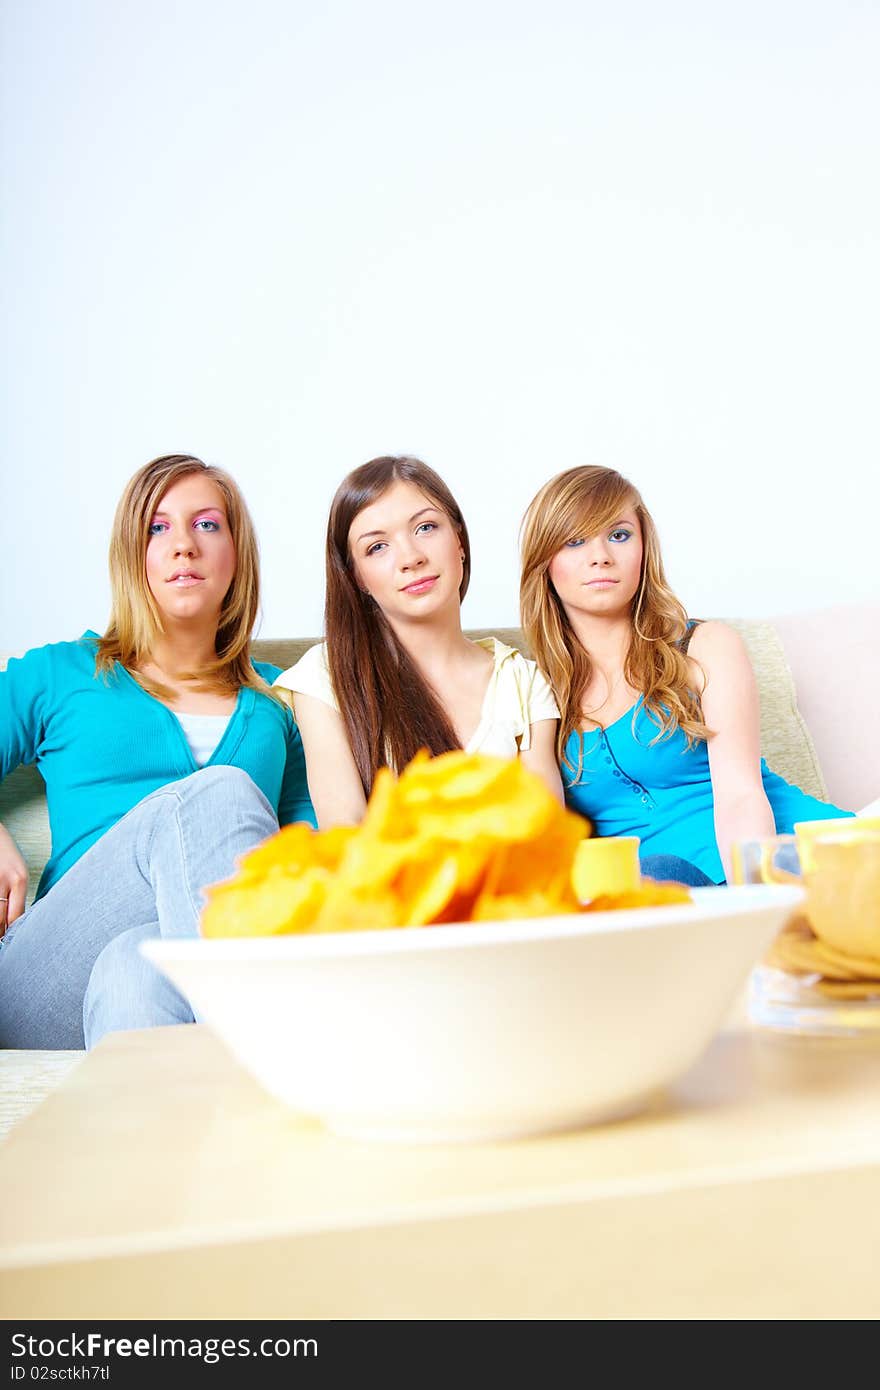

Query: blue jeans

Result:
[640,853,717,887]
[0,767,278,1050]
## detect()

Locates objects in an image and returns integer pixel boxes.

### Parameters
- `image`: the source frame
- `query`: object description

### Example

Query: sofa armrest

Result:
[771,603,878,812]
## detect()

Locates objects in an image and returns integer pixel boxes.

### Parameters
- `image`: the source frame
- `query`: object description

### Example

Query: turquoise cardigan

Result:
[0,633,315,900]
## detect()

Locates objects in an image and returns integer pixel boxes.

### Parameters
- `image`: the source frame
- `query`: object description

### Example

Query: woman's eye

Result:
[194,518,221,532]
[564,538,585,548]
[365,541,387,556]
[148,521,168,536]
[609,529,632,543]
[415,521,438,536]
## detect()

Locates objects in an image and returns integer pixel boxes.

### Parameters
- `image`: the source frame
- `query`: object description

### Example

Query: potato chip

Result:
[311,891,402,934]
[585,884,692,912]
[202,867,333,938]
[235,822,356,879]
[471,891,578,921]
[386,751,569,846]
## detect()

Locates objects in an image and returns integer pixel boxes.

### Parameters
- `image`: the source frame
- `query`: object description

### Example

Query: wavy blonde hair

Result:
[520,466,711,776]
[96,454,269,699]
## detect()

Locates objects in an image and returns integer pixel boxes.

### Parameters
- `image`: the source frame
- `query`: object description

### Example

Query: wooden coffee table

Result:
[2,1020,880,1319]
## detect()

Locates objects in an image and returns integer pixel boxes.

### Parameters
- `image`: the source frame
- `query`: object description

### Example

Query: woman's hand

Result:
[0,822,28,937]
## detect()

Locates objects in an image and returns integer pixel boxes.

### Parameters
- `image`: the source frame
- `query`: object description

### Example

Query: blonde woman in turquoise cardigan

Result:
[0,454,313,1050]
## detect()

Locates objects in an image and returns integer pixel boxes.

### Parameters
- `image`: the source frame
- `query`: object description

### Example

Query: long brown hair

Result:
[520,466,711,776]
[96,453,268,698]
[325,456,472,794]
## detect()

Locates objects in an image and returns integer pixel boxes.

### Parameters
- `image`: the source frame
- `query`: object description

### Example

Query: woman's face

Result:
[548,507,644,621]
[145,474,237,629]
[347,479,465,624]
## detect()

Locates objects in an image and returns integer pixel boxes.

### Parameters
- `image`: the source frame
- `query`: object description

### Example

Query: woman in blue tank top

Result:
[519,466,853,885]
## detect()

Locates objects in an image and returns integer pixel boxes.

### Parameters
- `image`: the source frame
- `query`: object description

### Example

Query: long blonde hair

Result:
[520,466,711,775]
[325,456,472,794]
[96,454,267,698]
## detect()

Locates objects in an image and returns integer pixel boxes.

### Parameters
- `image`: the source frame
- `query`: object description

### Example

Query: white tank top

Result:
[174,711,232,767]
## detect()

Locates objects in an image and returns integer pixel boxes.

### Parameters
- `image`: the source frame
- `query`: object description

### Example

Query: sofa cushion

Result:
[724,620,827,802]
[0,765,50,913]
[250,629,526,674]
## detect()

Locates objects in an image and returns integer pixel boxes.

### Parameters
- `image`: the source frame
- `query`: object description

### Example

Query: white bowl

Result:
[142,883,803,1143]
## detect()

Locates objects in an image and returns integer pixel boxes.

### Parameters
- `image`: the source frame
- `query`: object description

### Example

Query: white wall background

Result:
[2,0,878,651]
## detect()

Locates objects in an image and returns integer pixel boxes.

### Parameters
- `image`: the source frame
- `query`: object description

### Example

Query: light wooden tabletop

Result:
[2,1020,880,1319]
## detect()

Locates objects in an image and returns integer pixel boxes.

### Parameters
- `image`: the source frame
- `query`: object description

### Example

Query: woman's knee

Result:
[178,764,258,798]
[173,766,274,817]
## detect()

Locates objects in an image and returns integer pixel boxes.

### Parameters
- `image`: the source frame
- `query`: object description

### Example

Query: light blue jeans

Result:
[640,853,717,887]
[0,767,278,1051]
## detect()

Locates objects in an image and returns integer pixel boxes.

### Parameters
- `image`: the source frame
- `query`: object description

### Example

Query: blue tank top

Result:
[561,636,851,883]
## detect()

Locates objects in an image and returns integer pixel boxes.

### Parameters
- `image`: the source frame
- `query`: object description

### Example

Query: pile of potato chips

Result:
[202,750,692,938]
[201,752,588,937]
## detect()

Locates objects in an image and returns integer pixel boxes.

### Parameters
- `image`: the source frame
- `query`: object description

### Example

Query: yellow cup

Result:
[794,816,880,873]
[572,837,641,902]
[801,832,880,959]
